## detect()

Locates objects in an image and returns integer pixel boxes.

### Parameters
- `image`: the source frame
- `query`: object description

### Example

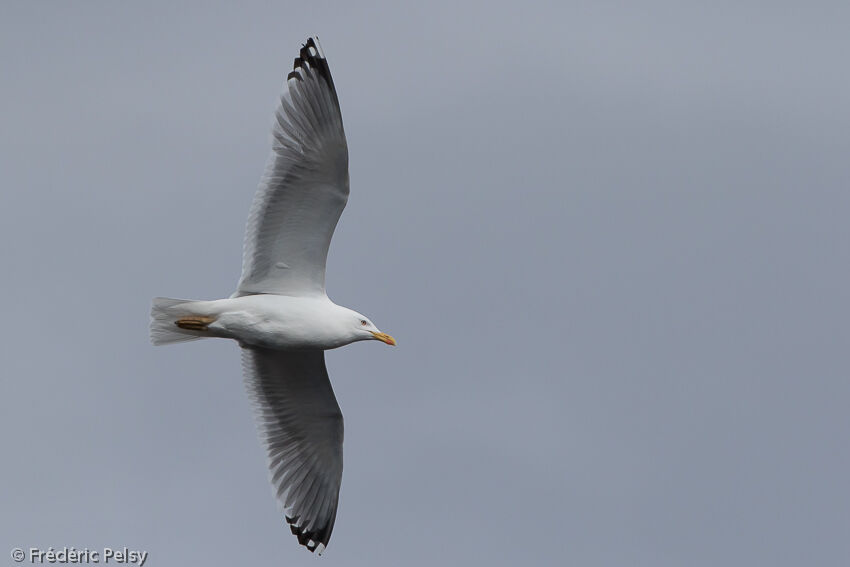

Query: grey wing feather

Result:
[242,347,344,554]
[236,37,349,297]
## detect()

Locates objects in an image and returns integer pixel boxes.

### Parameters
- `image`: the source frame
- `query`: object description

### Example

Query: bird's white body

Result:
[157,295,372,350]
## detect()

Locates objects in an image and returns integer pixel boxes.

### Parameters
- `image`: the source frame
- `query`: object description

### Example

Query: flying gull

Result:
[150,37,395,554]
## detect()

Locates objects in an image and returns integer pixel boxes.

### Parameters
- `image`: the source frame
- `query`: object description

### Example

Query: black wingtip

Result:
[285,513,332,554]
[285,36,338,103]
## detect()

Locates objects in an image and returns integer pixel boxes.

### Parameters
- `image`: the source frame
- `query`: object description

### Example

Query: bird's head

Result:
[351,312,396,346]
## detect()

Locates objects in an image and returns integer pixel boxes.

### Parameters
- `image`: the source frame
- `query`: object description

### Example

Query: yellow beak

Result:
[370,331,397,346]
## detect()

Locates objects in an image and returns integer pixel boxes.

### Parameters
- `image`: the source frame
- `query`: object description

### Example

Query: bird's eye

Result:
[360,320,368,326]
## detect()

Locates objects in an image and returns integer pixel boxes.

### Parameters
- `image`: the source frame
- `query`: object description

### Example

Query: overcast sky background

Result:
[1,1,849,566]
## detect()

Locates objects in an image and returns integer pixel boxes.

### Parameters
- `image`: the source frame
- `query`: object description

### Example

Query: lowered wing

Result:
[242,347,344,554]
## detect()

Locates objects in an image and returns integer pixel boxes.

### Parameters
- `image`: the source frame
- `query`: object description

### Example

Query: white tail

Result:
[150,297,205,345]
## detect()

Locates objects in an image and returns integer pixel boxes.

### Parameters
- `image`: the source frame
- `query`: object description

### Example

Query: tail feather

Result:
[150,297,205,345]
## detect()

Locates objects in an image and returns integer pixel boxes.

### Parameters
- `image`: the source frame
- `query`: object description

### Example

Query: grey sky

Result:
[2,1,848,565]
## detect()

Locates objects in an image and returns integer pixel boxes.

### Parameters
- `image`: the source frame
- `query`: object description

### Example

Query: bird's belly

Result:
[212,310,337,350]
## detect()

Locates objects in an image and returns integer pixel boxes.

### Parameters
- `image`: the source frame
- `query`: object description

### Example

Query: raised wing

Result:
[236,37,348,297]
[242,347,344,554]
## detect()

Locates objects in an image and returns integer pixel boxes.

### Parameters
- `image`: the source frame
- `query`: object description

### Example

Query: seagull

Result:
[150,37,395,555]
